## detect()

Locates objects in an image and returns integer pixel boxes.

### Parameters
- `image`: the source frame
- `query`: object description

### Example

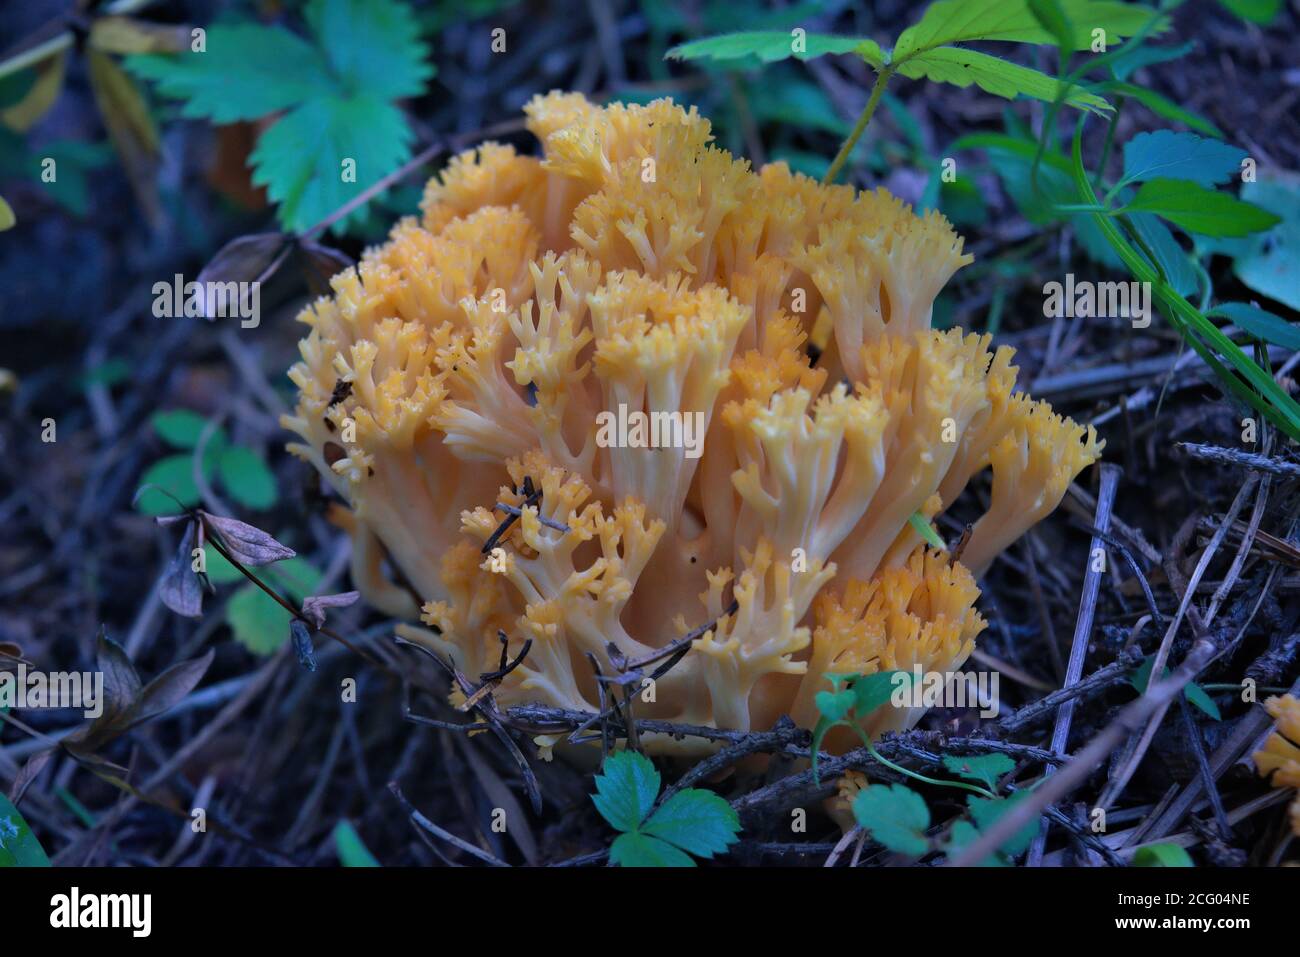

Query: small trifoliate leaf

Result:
[136,454,206,514]
[853,784,931,856]
[942,752,1016,790]
[641,789,741,859]
[591,751,660,834]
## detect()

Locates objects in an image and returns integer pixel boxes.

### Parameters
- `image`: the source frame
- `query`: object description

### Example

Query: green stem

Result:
[823,66,893,185]
[856,729,994,798]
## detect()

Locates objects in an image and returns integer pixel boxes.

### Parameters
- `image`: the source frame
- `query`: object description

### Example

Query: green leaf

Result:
[591,751,660,833]
[1128,655,1222,720]
[152,409,223,449]
[333,819,379,866]
[641,789,741,859]
[0,793,51,866]
[1102,82,1220,137]
[226,558,321,655]
[1124,179,1281,237]
[202,546,246,585]
[815,688,855,723]
[852,784,931,856]
[126,25,335,123]
[609,831,695,867]
[0,194,13,231]
[967,791,1040,858]
[1126,212,1197,297]
[1118,131,1245,189]
[1110,40,1196,82]
[250,94,413,233]
[893,0,1163,60]
[1227,173,1300,311]
[666,32,880,66]
[1217,0,1281,24]
[1027,0,1073,55]
[1133,842,1194,866]
[944,819,1006,866]
[895,47,1112,114]
[305,0,432,100]
[942,753,1015,790]
[1208,303,1300,351]
[136,453,205,515]
[908,510,946,549]
[217,446,278,509]
[851,670,909,717]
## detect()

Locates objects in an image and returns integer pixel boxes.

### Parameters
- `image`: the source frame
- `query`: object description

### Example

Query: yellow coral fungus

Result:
[284,92,1102,755]
[1253,694,1300,836]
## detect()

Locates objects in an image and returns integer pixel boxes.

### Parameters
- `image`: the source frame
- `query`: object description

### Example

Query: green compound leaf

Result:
[591,750,660,834]
[641,789,741,859]
[942,752,1016,790]
[0,793,51,867]
[609,831,695,867]
[1133,842,1195,866]
[304,0,432,100]
[666,31,880,66]
[1123,179,1281,238]
[1118,130,1246,189]
[217,445,279,510]
[126,25,335,123]
[249,94,413,233]
[226,558,321,655]
[853,784,931,856]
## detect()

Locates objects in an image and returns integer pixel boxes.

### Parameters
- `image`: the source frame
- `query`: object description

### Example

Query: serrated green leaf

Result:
[333,819,379,866]
[1133,842,1194,866]
[152,409,223,449]
[896,47,1112,114]
[1208,303,1300,351]
[250,94,413,233]
[666,31,881,67]
[217,445,278,509]
[1110,40,1196,82]
[967,791,1040,858]
[942,752,1015,790]
[1124,179,1280,237]
[305,0,432,100]
[852,784,931,856]
[0,793,51,867]
[641,789,741,859]
[126,25,335,123]
[1217,0,1281,24]
[894,0,1162,60]
[609,831,695,867]
[1119,131,1246,189]
[227,558,321,655]
[591,751,660,833]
